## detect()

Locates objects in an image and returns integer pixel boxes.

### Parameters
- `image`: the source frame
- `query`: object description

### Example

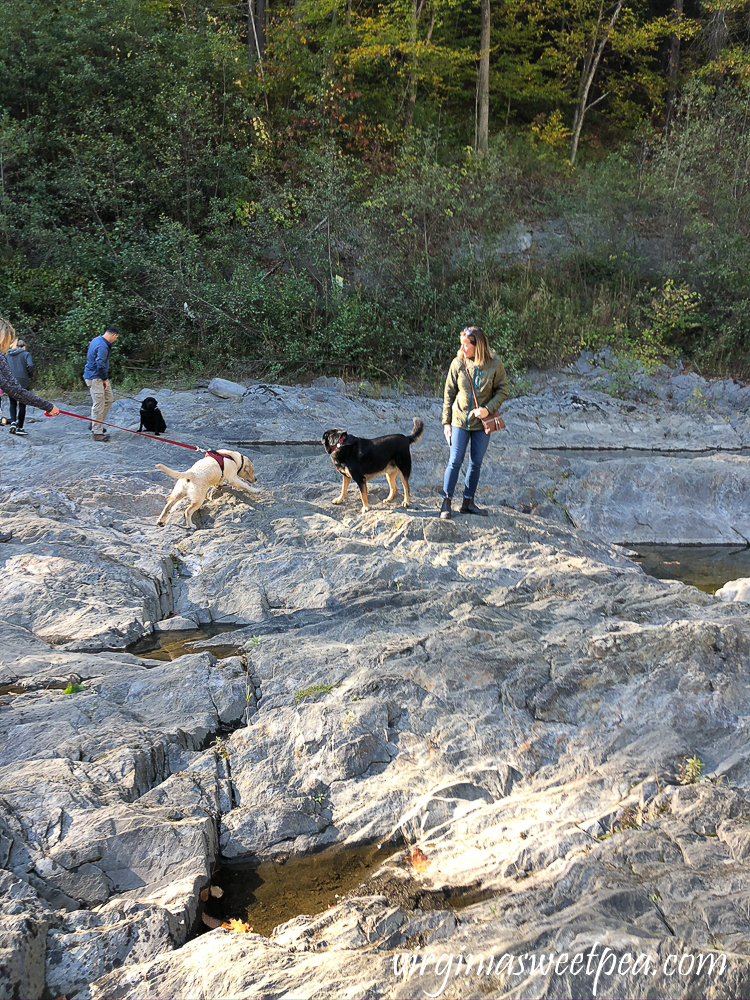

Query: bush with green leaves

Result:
[1,1,749,387]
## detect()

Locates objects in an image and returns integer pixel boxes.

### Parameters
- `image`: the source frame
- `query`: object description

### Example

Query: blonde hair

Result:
[0,318,16,354]
[460,326,494,367]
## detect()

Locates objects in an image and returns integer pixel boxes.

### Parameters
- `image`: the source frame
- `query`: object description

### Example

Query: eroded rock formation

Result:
[1,366,749,998]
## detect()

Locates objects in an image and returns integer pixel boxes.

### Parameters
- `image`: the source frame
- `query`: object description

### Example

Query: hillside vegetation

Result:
[1,0,749,386]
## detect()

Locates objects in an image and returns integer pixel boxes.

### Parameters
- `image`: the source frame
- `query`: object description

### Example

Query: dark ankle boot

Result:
[461,496,488,516]
[439,496,452,520]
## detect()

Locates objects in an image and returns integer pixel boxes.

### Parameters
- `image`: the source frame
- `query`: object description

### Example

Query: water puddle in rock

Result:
[127,623,245,662]
[629,544,750,594]
[0,684,25,697]
[0,678,82,697]
[200,841,402,937]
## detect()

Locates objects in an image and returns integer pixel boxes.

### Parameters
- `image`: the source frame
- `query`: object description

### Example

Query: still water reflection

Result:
[630,544,750,594]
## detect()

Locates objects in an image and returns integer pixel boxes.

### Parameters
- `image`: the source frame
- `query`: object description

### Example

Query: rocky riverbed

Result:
[1,357,750,999]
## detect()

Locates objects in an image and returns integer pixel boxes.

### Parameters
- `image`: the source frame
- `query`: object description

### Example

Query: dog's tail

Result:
[155,463,185,480]
[408,418,424,444]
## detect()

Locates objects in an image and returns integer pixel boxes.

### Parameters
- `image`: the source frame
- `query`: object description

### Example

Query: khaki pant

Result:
[85,378,114,434]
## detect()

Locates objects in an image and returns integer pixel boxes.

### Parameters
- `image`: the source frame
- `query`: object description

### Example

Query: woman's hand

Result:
[472,407,489,419]
[443,424,452,444]
[45,405,60,416]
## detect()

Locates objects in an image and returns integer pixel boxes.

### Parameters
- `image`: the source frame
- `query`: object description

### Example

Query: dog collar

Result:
[336,434,347,449]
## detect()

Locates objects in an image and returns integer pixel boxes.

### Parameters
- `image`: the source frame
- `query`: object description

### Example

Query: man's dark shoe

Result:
[439,496,452,520]
[92,433,110,442]
[461,496,488,516]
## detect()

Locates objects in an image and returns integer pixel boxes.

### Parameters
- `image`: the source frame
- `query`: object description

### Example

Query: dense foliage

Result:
[0,0,749,386]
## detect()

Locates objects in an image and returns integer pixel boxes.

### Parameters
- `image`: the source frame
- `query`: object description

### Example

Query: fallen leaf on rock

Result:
[210,885,224,898]
[409,847,430,873]
[200,888,209,902]
[223,918,253,933]
[201,912,222,929]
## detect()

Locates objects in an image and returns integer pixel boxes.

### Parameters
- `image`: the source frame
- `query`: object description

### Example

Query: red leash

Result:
[51,409,203,452]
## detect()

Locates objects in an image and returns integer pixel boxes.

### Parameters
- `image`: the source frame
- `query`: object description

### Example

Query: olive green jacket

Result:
[441,354,510,432]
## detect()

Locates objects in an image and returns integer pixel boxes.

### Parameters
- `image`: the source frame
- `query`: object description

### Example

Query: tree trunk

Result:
[666,0,683,132]
[248,0,270,111]
[248,0,266,61]
[706,7,729,60]
[255,0,267,58]
[476,0,490,157]
[247,0,254,63]
[405,0,420,127]
[404,0,434,127]
[569,0,624,166]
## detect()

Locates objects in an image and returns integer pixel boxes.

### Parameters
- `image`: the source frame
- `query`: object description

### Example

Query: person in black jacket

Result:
[0,320,59,429]
[6,338,35,436]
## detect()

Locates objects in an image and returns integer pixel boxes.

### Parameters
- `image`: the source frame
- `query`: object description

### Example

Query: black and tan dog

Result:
[322,418,424,514]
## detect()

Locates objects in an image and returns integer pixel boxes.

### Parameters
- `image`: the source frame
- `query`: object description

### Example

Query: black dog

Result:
[139,397,167,435]
[322,417,424,514]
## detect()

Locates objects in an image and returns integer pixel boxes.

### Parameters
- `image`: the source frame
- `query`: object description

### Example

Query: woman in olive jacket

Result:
[440,326,509,519]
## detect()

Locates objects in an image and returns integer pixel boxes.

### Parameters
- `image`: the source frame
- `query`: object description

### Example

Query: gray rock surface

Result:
[1,363,750,997]
[716,578,750,603]
[207,378,248,400]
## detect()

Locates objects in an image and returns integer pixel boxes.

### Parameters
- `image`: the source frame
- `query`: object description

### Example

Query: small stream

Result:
[127,623,246,661]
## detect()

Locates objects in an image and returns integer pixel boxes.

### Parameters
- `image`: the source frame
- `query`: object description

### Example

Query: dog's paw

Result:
[332,498,344,505]
[361,506,370,514]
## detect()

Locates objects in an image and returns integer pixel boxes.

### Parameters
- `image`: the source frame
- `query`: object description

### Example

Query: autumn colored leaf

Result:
[409,847,430,873]
[222,918,253,933]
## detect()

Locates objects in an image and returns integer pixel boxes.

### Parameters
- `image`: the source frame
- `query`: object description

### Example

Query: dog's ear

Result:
[322,430,339,454]
[322,430,349,453]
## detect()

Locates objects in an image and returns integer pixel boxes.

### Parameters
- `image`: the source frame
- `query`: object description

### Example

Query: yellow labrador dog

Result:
[156,449,260,528]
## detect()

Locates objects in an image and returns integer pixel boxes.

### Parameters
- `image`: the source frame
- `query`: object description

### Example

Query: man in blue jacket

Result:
[83,325,119,441]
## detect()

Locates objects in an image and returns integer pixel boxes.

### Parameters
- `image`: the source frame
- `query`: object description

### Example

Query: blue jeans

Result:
[443,426,491,499]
